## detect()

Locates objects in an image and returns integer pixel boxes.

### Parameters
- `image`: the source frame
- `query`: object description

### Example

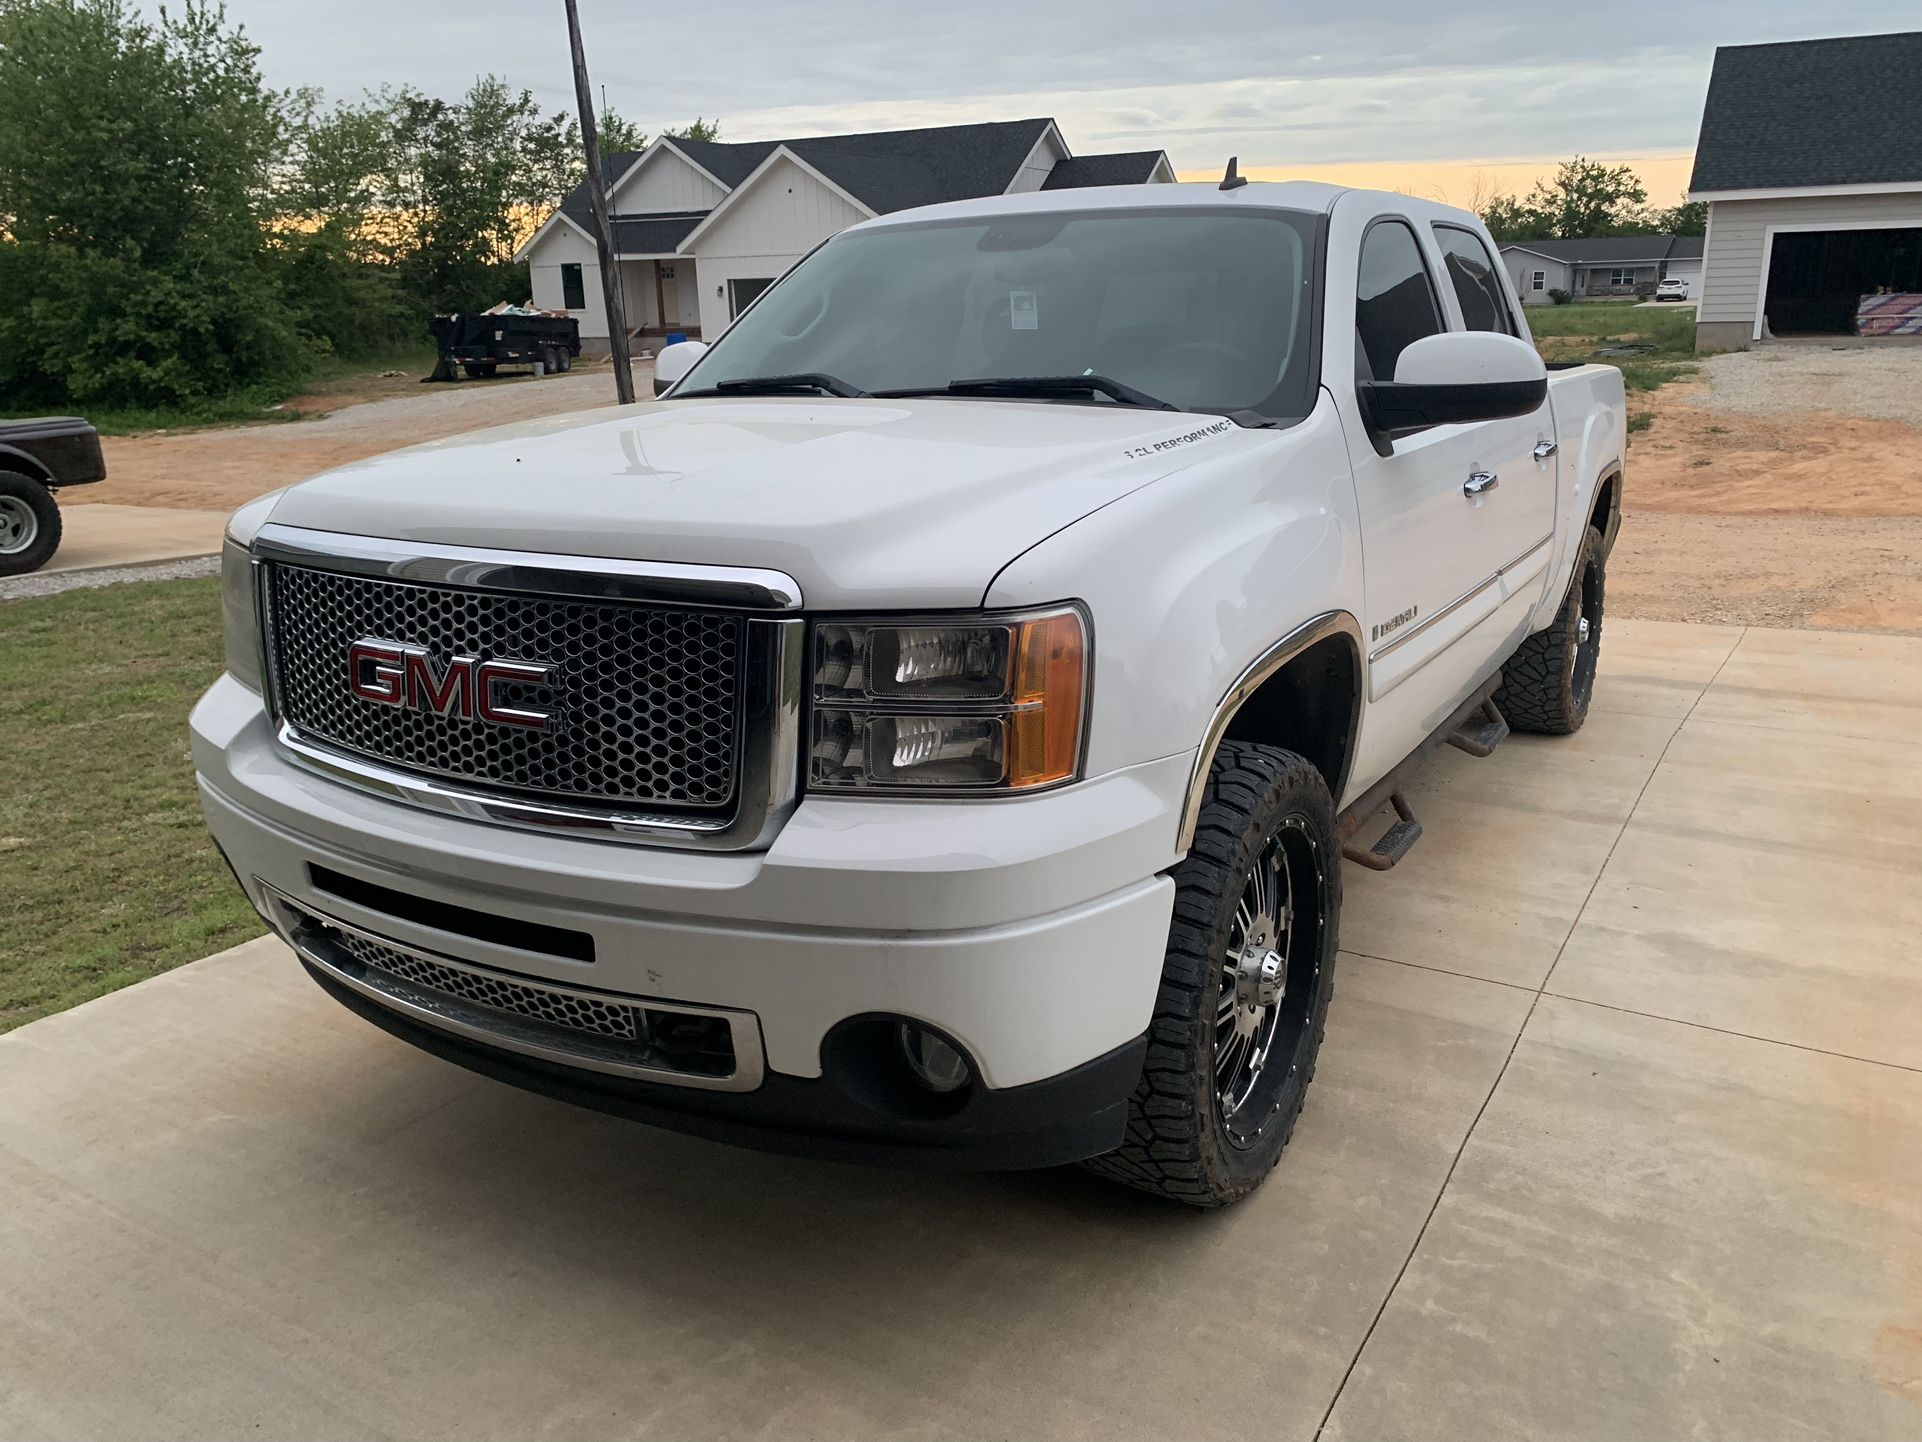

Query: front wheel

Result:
[0,470,61,577]
[1083,742,1340,1207]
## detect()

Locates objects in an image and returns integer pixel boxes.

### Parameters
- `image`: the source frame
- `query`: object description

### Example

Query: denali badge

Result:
[347,639,555,730]
[1371,606,1418,643]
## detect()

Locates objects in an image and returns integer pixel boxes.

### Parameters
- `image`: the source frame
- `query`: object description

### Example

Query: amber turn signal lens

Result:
[1008,610,1086,789]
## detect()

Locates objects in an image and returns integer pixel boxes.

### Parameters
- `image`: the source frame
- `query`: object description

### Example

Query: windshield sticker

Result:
[1010,289,1038,330]
[1122,417,1235,461]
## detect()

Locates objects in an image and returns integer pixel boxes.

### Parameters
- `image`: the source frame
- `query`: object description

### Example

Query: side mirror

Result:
[652,339,709,397]
[1359,331,1547,445]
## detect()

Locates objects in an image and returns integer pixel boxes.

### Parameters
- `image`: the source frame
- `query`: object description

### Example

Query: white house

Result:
[517,119,1176,351]
[1498,235,1702,305]
[1688,30,1922,351]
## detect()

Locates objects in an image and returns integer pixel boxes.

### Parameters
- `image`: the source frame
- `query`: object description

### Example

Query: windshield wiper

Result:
[878,374,1178,411]
[697,373,870,398]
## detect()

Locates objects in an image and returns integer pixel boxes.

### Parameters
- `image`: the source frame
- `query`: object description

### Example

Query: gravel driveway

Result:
[1690,344,1922,425]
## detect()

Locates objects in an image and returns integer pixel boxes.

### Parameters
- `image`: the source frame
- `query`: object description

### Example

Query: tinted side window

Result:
[1356,220,1444,380]
[1433,225,1516,334]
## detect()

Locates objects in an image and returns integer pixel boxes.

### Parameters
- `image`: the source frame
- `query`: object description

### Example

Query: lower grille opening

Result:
[309,864,595,963]
[284,902,738,1082]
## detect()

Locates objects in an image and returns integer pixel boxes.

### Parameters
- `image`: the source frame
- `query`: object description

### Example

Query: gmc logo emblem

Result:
[347,639,555,731]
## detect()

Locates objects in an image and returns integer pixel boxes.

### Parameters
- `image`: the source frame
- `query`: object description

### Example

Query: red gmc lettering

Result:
[404,652,473,715]
[347,640,406,705]
[473,659,554,730]
[347,638,552,730]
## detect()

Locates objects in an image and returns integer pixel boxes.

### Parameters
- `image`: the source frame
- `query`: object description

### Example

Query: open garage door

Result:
[1764,226,1922,335]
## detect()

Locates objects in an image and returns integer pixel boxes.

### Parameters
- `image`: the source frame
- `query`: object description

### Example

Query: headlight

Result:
[808,606,1087,793]
[220,536,265,694]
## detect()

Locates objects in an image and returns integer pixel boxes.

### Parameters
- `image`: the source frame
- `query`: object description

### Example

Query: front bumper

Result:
[193,675,1186,1167]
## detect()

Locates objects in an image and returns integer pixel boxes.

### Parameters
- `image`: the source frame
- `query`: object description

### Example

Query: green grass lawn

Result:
[0,576,262,1034]
[1525,301,1698,410]
[5,344,442,436]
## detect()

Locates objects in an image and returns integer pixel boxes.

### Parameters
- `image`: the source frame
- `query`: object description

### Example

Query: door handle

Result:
[1464,471,1499,496]
[1533,440,1559,461]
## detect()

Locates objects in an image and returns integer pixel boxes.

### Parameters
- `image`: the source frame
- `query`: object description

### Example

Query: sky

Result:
[219,0,1918,207]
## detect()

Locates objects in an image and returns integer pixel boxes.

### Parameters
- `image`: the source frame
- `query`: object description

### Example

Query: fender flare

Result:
[1176,610,1364,850]
[0,443,53,483]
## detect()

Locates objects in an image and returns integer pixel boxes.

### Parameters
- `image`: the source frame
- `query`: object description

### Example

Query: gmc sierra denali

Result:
[193,181,1624,1207]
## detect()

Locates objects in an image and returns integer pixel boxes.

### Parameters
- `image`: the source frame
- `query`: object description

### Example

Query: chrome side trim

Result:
[253,523,804,612]
[270,615,804,850]
[263,886,767,1092]
[1178,611,1364,851]
[1366,533,1553,664]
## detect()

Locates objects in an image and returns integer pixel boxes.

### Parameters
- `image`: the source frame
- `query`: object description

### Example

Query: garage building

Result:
[1690,30,1922,351]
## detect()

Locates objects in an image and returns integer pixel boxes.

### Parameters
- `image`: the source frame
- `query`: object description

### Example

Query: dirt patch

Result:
[1605,345,1922,634]
[72,361,647,513]
[1628,380,1922,517]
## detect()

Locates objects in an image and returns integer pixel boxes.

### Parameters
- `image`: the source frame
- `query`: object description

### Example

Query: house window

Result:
[1609,267,1636,288]
[1531,270,1546,291]
[728,277,774,319]
[560,262,586,310]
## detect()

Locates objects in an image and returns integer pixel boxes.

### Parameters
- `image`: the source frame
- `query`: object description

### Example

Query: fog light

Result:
[897,1023,971,1093]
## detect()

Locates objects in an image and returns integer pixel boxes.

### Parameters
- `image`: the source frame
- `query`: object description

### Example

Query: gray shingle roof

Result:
[1499,235,1684,264]
[558,150,645,233]
[610,213,706,255]
[550,118,1081,245]
[1667,235,1704,260]
[1043,152,1171,189]
[1689,31,1922,192]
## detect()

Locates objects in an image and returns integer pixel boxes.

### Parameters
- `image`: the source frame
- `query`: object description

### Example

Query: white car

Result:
[1655,277,1691,301]
[195,181,1625,1207]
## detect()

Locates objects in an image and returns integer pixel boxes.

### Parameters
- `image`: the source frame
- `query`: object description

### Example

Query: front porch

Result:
[616,257,703,345]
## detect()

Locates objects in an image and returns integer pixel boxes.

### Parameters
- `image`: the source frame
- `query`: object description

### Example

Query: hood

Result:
[263,396,1265,609]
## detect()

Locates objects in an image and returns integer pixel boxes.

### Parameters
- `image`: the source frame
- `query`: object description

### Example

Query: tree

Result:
[1522,156,1649,239]
[1479,191,1550,242]
[597,107,648,155]
[0,0,300,409]
[671,116,721,143]
[1650,196,1707,236]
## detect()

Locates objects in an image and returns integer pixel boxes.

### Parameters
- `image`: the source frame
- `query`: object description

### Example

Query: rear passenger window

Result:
[1356,220,1444,381]
[1433,225,1517,335]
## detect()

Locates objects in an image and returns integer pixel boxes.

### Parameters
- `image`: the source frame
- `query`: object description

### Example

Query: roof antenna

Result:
[1219,156,1248,191]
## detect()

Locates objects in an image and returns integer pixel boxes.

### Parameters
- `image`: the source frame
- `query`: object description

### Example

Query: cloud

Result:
[215,0,1919,170]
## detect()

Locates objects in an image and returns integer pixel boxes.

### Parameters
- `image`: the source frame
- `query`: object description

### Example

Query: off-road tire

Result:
[0,470,61,577]
[1496,523,1605,735]
[541,346,561,375]
[1083,742,1340,1208]
[556,348,573,373]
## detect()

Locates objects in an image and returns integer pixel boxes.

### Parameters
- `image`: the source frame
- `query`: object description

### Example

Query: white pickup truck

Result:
[193,180,1623,1207]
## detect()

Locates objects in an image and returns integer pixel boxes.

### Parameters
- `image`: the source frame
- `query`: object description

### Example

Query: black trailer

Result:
[0,416,106,577]
[426,312,582,382]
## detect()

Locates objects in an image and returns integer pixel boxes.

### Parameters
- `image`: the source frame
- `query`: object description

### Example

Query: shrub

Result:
[1548,288,1574,306]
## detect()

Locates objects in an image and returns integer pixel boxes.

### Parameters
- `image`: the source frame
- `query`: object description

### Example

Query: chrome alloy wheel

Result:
[0,495,37,555]
[1215,815,1326,1144]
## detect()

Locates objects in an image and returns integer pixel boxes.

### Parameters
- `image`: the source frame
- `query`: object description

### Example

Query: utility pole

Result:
[562,0,634,403]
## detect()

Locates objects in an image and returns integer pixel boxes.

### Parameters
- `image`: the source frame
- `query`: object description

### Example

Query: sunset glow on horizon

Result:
[1177,153,1699,210]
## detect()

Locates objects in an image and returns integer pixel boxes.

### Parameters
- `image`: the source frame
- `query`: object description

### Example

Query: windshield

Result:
[679,206,1322,421]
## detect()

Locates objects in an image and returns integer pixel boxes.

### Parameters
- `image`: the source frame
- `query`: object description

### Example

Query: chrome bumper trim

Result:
[263,886,767,1092]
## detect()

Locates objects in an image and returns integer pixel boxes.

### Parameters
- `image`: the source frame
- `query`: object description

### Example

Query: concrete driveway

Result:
[3,619,1919,1441]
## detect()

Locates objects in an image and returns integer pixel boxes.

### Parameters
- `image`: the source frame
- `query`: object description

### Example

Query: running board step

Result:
[1342,791,1422,872]
[1446,697,1510,758]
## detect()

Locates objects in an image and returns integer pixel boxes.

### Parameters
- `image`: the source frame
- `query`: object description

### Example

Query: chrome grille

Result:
[265,564,743,810]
